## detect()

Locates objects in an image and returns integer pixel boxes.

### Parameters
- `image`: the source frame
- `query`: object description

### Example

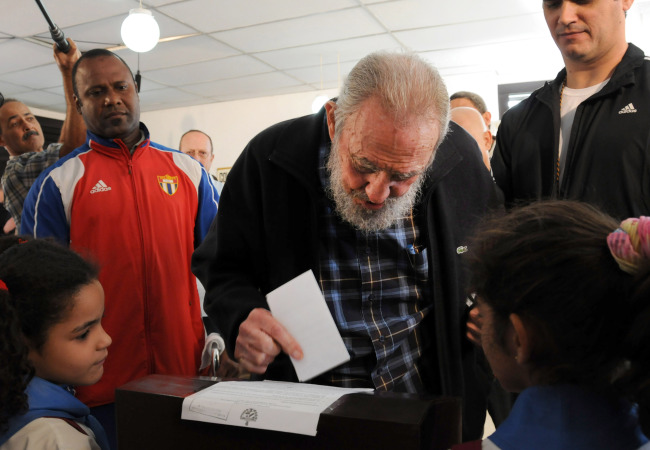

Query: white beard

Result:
[326,139,426,233]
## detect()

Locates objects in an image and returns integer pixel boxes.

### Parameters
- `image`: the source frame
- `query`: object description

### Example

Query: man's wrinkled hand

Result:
[234,308,303,374]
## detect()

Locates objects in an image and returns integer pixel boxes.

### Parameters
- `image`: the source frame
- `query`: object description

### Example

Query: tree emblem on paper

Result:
[240,408,258,426]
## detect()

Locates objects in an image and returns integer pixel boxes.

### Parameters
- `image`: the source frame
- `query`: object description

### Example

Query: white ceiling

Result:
[2,0,650,114]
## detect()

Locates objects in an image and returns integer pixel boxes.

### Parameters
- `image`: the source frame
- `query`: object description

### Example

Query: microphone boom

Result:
[34,0,70,53]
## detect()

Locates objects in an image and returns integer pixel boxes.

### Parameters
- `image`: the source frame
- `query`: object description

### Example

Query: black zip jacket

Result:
[492,43,650,220]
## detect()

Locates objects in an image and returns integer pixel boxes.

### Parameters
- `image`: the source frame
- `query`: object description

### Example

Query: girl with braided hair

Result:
[459,200,650,450]
[0,236,111,449]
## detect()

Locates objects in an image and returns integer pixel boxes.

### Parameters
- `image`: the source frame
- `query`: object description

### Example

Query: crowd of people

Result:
[1,1,650,449]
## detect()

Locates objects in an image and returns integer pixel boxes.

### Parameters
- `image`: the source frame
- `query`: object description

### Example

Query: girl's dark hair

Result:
[467,200,650,435]
[0,236,99,432]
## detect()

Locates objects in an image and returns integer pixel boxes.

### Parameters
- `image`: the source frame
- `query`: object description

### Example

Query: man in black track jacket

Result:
[492,0,650,220]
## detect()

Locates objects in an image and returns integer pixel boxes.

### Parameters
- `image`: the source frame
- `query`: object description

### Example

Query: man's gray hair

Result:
[333,51,450,149]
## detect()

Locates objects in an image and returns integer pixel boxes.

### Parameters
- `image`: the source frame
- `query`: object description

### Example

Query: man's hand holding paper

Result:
[235,308,304,374]
[266,270,351,382]
[234,271,350,382]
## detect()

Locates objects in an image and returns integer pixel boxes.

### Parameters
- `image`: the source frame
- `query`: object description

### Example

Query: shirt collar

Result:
[130,130,146,154]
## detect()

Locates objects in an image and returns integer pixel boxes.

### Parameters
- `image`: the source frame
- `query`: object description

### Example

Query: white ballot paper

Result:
[266,270,350,382]
[181,380,372,436]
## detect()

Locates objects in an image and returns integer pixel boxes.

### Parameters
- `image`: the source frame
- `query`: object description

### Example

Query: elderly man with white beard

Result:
[192,51,501,441]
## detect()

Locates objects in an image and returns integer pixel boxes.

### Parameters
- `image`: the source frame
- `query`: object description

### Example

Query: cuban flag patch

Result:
[158,174,179,196]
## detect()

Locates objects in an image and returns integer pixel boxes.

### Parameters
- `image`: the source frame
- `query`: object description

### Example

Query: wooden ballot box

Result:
[115,374,461,450]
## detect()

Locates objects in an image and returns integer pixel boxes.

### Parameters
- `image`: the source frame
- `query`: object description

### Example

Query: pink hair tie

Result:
[607,217,650,275]
[0,280,7,291]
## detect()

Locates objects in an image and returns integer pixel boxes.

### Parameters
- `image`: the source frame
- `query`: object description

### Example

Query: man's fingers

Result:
[249,309,303,359]
[235,335,277,374]
[235,325,279,366]
[237,356,271,375]
[239,312,280,354]
[234,308,303,374]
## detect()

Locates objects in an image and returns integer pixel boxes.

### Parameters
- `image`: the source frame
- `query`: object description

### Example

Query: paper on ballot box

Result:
[266,270,350,382]
[181,380,373,436]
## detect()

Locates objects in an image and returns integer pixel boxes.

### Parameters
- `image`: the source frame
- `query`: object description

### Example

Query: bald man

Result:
[491,0,650,219]
[450,91,491,129]
[179,129,224,195]
[451,107,491,170]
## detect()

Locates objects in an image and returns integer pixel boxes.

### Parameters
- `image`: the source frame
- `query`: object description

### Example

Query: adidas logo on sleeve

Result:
[618,103,637,114]
[90,180,112,194]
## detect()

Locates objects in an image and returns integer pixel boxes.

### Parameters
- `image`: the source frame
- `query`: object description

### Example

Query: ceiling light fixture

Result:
[121,5,160,53]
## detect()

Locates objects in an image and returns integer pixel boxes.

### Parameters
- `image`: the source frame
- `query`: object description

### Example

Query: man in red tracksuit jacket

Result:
[21,49,219,448]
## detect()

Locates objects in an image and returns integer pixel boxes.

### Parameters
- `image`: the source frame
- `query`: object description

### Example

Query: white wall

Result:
[31,107,65,121]
[140,88,338,173]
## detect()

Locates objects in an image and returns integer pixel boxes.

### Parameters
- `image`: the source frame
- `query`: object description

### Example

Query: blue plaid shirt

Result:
[317,133,431,393]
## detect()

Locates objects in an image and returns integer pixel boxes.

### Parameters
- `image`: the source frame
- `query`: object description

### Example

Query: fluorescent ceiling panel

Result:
[211,8,385,53]
[158,0,357,33]
[256,34,401,70]
[146,55,273,85]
